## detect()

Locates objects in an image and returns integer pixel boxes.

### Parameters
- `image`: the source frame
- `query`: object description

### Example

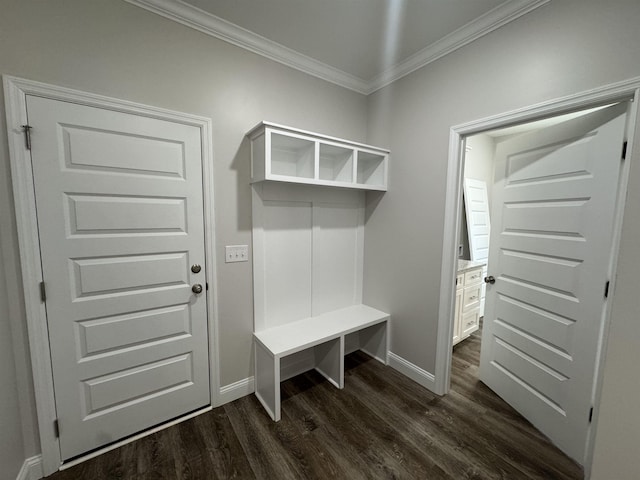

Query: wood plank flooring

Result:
[47,329,583,479]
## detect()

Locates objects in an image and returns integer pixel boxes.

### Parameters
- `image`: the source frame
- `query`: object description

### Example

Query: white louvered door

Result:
[26,96,210,460]
[479,103,627,463]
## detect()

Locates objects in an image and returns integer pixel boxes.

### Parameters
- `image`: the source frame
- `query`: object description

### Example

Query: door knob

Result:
[484,276,495,284]
[191,264,202,273]
[192,284,203,294]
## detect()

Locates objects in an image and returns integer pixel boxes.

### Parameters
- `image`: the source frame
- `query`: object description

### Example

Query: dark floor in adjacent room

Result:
[46,327,583,479]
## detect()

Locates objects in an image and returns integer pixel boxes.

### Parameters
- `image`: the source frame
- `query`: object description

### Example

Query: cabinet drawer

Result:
[461,310,479,337]
[463,285,481,311]
[464,268,483,286]
[456,273,464,290]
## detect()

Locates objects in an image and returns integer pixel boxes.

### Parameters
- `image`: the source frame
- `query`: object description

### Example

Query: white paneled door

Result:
[26,96,210,460]
[480,103,628,463]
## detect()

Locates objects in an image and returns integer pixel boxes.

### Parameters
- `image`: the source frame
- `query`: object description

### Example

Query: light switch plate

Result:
[225,245,249,263]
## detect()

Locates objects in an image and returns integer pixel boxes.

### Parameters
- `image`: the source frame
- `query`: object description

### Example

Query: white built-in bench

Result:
[254,304,389,421]
[248,122,391,422]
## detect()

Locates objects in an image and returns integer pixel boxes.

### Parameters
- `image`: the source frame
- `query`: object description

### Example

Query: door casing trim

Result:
[435,76,640,471]
[2,75,221,476]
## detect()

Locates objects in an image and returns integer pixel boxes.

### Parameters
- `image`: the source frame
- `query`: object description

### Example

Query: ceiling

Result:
[126,0,549,94]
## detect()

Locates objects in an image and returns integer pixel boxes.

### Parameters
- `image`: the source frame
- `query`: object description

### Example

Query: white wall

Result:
[0,239,26,480]
[0,0,367,473]
[364,1,640,477]
[464,134,495,199]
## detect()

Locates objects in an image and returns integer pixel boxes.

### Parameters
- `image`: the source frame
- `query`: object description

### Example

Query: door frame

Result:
[434,76,640,469]
[3,75,221,475]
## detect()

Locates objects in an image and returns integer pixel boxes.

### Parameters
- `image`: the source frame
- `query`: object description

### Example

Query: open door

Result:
[480,103,628,463]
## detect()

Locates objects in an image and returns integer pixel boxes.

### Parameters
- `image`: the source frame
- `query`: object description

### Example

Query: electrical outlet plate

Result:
[225,245,249,263]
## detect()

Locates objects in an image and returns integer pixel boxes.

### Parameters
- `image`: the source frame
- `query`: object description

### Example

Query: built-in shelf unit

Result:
[248,121,388,191]
[248,122,390,421]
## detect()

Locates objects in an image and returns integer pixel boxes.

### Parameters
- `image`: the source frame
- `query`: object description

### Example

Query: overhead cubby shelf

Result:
[319,143,354,183]
[357,150,386,186]
[270,131,315,179]
[248,121,389,191]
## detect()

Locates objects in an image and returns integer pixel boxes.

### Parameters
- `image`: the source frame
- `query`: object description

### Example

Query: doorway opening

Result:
[435,83,639,473]
[454,105,613,349]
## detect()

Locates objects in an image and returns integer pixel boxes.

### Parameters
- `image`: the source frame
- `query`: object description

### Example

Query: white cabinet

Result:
[453,261,484,346]
[248,121,389,191]
[453,274,463,344]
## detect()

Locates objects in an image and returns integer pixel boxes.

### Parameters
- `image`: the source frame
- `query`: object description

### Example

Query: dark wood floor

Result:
[47,329,583,479]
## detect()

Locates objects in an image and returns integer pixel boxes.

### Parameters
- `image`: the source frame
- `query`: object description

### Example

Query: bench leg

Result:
[314,337,344,389]
[254,340,281,421]
[360,321,389,365]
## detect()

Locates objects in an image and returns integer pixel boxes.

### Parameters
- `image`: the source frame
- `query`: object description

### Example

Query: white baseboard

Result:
[16,456,43,480]
[388,352,437,392]
[218,376,255,405]
[216,351,435,408]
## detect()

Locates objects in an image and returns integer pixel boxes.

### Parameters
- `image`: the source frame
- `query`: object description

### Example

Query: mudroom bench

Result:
[253,304,389,421]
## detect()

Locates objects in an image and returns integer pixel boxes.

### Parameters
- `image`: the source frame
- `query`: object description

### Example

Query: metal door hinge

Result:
[22,125,32,150]
[589,407,594,423]
[39,281,46,302]
[622,141,628,160]
[53,419,60,438]
[604,280,610,298]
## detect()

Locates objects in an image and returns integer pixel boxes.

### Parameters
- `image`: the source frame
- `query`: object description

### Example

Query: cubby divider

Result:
[248,121,388,191]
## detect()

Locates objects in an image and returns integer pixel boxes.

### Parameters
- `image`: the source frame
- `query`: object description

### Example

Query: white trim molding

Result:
[124,0,549,95]
[435,75,640,472]
[387,352,436,391]
[219,377,255,405]
[368,0,550,93]
[2,75,220,476]
[124,0,369,94]
[16,456,43,480]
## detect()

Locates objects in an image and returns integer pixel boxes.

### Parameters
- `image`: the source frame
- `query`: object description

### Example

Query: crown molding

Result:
[125,0,550,96]
[367,0,551,93]
[123,0,369,94]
